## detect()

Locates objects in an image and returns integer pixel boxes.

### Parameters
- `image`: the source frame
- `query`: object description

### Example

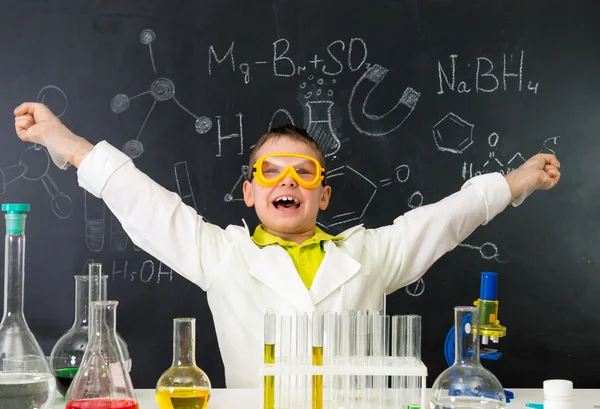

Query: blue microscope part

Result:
[480,271,499,300]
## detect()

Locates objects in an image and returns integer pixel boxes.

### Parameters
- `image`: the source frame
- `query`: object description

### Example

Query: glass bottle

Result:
[66,301,138,409]
[49,266,131,397]
[156,318,211,409]
[0,203,57,409]
[430,306,506,409]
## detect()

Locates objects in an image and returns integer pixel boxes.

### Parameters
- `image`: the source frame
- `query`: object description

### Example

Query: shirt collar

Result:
[251,224,343,247]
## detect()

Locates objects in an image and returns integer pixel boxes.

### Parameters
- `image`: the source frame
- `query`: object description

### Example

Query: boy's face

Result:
[243,137,331,236]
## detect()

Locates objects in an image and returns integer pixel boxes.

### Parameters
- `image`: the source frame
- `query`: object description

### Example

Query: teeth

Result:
[275,196,298,203]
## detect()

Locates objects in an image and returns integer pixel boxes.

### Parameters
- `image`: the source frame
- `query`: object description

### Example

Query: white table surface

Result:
[50,388,600,408]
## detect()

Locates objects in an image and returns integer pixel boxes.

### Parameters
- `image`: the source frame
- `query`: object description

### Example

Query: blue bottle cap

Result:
[480,272,498,301]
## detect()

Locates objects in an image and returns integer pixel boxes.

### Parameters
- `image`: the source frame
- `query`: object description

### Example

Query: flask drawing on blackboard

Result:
[0,204,57,409]
[306,101,340,157]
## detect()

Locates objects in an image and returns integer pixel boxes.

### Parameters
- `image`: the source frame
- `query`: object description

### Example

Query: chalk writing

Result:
[37,85,68,118]
[406,278,425,297]
[1,144,73,219]
[433,112,474,154]
[458,241,506,263]
[437,51,539,95]
[224,165,249,203]
[208,37,370,83]
[349,64,420,137]
[216,113,244,157]
[462,133,559,179]
[111,259,174,284]
[318,163,413,228]
[111,29,213,159]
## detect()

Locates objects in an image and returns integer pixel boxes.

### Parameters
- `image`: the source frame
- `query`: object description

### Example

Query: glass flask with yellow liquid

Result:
[156,318,211,409]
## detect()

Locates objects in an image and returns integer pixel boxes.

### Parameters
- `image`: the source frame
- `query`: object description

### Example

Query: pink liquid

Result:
[66,399,138,409]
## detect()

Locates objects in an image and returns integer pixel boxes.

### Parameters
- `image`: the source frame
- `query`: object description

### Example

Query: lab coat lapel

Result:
[310,240,361,305]
[248,245,315,312]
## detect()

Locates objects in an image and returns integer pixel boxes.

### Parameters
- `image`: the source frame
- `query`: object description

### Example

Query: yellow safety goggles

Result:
[250,153,326,190]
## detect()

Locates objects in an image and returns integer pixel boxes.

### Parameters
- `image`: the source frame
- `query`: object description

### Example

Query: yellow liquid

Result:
[264,343,275,409]
[156,387,210,409]
[312,346,323,409]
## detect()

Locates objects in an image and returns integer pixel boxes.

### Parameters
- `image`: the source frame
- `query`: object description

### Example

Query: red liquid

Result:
[66,399,138,409]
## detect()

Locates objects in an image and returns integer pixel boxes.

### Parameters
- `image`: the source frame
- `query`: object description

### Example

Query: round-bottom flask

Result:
[156,318,211,409]
[49,271,131,397]
[430,306,506,409]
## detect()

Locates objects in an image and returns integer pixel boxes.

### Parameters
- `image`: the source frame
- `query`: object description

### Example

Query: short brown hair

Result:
[247,124,327,184]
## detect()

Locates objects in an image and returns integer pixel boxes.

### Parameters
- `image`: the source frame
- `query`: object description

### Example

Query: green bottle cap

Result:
[2,204,30,214]
[2,204,30,234]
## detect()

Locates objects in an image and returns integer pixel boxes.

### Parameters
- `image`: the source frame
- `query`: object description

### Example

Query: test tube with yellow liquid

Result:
[312,312,324,409]
[264,310,276,409]
[155,318,211,409]
[279,315,292,409]
[295,312,309,409]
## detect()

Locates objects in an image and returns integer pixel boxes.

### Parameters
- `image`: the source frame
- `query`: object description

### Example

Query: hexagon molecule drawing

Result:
[432,112,474,154]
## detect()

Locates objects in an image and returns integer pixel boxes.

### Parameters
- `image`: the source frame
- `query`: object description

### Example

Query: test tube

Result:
[295,312,309,409]
[383,315,391,407]
[391,315,406,407]
[280,316,292,409]
[312,312,324,409]
[405,315,422,409]
[323,312,337,409]
[370,314,388,406]
[367,310,381,397]
[87,263,105,323]
[264,310,276,409]
[296,312,308,364]
[355,311,368,407]
[338,311,354,408]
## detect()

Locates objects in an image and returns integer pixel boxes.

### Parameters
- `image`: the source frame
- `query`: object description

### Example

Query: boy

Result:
[13,102,560,387]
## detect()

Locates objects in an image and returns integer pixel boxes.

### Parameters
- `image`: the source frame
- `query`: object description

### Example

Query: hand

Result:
[504,153,561,207]
[14,102,93,169]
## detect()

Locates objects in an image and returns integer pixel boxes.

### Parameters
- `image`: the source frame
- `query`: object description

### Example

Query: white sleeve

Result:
[77,140,232,290]
[364,173,512,294]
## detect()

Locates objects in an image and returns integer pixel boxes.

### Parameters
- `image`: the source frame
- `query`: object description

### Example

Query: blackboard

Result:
[0,0,598,390]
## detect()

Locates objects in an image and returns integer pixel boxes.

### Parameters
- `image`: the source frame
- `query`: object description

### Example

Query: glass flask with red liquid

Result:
[49,264,131,397]
[65,300,138,409]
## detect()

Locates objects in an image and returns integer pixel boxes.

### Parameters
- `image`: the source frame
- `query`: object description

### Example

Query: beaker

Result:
[430,306,506,409]
[0,203,57,409]
[49,267,131,396]
[66,301,138,409]
[156,318,211,409]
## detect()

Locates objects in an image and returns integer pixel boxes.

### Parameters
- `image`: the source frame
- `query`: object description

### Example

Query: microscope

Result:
[444,272,513,401]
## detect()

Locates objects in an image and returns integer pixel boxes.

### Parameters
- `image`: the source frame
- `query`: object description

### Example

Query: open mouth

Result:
[272,195,301,209]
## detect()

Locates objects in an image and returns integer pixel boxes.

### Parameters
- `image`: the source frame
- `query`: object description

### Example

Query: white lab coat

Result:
[78,141,511,388]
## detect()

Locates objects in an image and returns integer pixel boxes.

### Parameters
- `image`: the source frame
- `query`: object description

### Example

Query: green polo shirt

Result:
[251,225,343,289]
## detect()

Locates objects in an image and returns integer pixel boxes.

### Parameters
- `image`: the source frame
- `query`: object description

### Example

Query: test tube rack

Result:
[261,310,427,409]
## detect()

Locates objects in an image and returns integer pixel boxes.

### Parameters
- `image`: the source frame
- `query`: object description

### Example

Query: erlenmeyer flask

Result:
[0,203,57,409]
[50,266,131,397]
[430,306,506,409]
[156,318,211,409]
[66,301,138,409]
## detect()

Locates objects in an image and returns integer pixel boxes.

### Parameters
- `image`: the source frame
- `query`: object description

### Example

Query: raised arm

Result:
[14,102,233,290]
[366,154,560,294]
